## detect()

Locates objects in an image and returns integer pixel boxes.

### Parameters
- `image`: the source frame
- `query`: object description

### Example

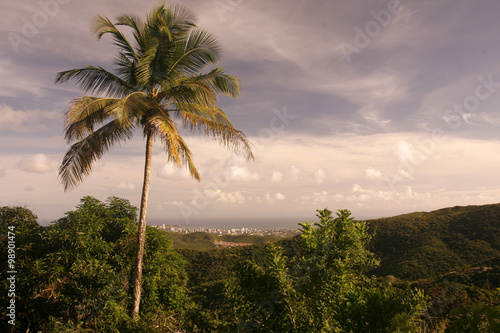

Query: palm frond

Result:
[161,81,218,109]
[116,14,145,57]
[93,15,137,61]
[64,97,120,142]
[167,4,198,32]
[210,69,240,99]
[174,68,240,99]
[59,120,134,191]
[105,92,152,127]
[168,29,221,76]
[116,13,143,33]
[134,41,158,88]
[179,110,254,161]
[113,52,138,86]
[55,66,133,97]
[147,113,200,180]
[146,3,196,40]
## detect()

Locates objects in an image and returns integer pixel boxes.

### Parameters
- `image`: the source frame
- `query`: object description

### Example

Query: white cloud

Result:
[363,111,392,128]
[230,165,260,181]
[347,184,428,202]
[163,200,185,207]
[332,193,345,202]
[482,112,500,126]
[289,165,303,181]
[117,182,135,190]
[404,186,413,197]
[365,167,382,181]
[325,70,409,106]
[261,192,286,203]
[300,190,329,204]
[275,192,286,201]
[157,163,191,179]
[397,141,415,162]
[0,104,59,131]
[208,189,246,204]
[0,58,46,98]
[313,169,326,184]
[222,192,246,204]
[271,170,283,182]
[18,154,53,173]
[262,193,276,203]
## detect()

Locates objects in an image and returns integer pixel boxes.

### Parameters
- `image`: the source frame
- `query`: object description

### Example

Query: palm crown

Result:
[56,3,253,191]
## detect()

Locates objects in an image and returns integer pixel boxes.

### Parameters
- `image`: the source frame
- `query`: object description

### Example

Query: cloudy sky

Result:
[2,0,500,226]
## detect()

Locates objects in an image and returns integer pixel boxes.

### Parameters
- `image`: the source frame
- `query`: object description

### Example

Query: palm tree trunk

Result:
[132,131,153,319]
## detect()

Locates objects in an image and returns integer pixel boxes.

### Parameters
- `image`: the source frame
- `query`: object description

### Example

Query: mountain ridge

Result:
[367,203,500,279]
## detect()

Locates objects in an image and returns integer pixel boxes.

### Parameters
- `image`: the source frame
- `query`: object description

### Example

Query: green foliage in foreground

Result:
[1,199,499,332]
[0,197,188,332]
[219,209,427,332]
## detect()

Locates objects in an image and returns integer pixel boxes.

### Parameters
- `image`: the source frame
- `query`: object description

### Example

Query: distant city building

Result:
[154,224,300,238]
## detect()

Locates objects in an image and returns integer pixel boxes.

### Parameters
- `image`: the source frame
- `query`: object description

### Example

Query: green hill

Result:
[367,203,500,280]
[165,231,282,251]
[165,232,218,250]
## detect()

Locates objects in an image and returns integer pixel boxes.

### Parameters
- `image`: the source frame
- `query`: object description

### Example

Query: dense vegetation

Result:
[0,197,190,332]
[1,198,499,332]
[367,204,500,280]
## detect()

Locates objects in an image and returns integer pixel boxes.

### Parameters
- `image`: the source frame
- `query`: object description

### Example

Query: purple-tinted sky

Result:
[2,0,500,225]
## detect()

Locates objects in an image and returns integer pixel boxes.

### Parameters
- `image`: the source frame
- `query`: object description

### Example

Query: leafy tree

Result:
[55,3,253,317]
[225,243,299,332]
[225,209,427,332]
[297,209,381,331]
[0,197,189,332]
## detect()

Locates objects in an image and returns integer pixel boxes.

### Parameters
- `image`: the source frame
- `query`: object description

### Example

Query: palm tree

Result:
[55,3,253,318]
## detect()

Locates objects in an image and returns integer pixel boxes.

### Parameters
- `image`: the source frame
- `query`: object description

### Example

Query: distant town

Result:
[155,224,301,238]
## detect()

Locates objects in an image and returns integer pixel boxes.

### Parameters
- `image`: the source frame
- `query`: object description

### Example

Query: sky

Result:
[2,0,500,227]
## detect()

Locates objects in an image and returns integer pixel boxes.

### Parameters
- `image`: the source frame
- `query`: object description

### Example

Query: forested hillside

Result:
[367,204,500,279]
[166,232,281,251]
